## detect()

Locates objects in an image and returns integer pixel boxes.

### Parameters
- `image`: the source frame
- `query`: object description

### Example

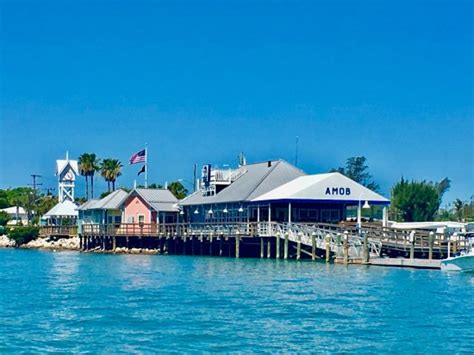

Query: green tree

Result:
[167,181,188,199]
[100,159,123,192]
[0,190,8,209]
[391,178,450,222]
[0,211,10,226]
[453,198,465,221]
[332,156,379,191]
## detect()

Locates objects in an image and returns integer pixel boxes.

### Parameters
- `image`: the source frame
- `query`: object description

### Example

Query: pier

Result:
[37,222,468,267]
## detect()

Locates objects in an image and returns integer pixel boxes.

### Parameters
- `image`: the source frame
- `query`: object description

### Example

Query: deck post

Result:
[260,238,264,258]
[183,236,186,255]
[363,231,369,263]
[447,239,451,258]
[296,234,301,261]
[284,233,289,260]
[102,236,106,251]
[409,231,415,260]
[428,232,434,260]
[325,234,331,262]
[112,236,116,252]
[209,236,213,256]
[235,236,240,258]
[267,239,271,258]
[219,238,223,256]
[311,233,316,261]
[275,234,280,259]
[343,233,349,264]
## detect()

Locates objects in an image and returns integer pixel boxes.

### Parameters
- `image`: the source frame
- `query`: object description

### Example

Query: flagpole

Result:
[145,143,148,188]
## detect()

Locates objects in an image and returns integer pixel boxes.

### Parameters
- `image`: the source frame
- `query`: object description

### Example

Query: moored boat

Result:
[441,233,474,272]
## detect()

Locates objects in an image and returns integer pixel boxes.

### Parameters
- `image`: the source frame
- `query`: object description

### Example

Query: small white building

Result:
[0,206,29,225]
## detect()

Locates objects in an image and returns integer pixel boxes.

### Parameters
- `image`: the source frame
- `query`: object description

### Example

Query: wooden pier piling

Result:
[235,236,240,258]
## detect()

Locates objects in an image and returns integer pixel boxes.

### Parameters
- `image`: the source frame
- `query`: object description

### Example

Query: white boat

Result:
[441,233,474,272]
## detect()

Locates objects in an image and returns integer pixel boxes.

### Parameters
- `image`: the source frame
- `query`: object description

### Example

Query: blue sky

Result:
[0,0,473,204]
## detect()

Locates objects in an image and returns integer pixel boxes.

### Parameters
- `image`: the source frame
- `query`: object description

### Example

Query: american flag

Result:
[129,149,146,164]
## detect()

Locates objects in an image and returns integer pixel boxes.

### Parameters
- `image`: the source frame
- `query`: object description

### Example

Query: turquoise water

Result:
[0,249,473,353]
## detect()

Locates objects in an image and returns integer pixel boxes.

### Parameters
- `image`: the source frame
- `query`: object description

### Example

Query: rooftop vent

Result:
[267,161,272,167]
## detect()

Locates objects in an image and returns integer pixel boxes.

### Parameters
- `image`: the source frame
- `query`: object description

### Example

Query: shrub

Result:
[7,226,39,246]
[0,211,10,226]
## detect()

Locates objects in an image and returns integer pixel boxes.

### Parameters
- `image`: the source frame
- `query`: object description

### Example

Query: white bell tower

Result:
[56,151,79,202]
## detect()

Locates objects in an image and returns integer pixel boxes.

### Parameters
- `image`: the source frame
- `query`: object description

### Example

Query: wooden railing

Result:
[76,221,471,256]
[81,222,259,238]
[39,225,78,237]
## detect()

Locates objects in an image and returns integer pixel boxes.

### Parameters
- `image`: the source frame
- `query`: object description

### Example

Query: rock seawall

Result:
[0,235,80,250]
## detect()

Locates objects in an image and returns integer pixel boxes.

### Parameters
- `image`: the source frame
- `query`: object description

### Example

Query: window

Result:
[321,209,340,223]
[138,215,145,223]
[299,209,318,222]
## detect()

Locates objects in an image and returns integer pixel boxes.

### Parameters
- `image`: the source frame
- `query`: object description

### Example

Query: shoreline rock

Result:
[21,236,81,251]
[1,235,162,255]
[0,235,15,248]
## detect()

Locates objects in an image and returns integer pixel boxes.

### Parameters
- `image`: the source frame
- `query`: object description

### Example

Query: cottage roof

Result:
[179,160,306,206]
[43,200,79,217]
[130,188,179,212]
[77,189,129,211]
[252,172,390,205]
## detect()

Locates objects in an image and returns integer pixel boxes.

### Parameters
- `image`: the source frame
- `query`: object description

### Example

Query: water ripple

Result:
[0,250,473,353]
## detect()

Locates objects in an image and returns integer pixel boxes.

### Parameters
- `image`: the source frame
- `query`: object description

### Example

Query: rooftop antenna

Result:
[295,136,299,167]
[66,150,69,160]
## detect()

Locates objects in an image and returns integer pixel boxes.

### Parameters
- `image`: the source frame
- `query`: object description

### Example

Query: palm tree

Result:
[78,153,101,199]
[88,154,101,199]
[100,159,123,192]
[78,153,91,199]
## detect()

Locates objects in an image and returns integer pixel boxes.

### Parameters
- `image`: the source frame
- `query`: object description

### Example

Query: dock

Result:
[35,221,468,271]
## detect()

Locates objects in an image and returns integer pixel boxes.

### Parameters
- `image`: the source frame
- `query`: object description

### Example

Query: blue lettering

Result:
[325,187,331,195]
[346,188,351,195]
[332,187,338,195]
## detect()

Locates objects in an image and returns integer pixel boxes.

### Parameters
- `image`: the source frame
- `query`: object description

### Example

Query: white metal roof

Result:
[43,200,79,217]
[77,189,128,211]
[0,206,27,215]
[126,188,179,212]
[56,159,79,176]
[252,172,390,205]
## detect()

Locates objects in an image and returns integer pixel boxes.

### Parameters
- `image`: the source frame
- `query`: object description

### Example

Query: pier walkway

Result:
[60,221,467,262]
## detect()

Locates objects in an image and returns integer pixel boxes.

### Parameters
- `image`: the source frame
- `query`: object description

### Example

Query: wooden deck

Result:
[369,257,441,269]
[38,222,468,266]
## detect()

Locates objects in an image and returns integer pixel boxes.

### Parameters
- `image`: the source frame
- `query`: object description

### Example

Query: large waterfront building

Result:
[179,159,389,224]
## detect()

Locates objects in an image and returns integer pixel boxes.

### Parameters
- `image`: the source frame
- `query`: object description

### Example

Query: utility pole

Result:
[29,174,42,224]
[193,163,197,192]
[29,174,43,201]
[295,136,299,168]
